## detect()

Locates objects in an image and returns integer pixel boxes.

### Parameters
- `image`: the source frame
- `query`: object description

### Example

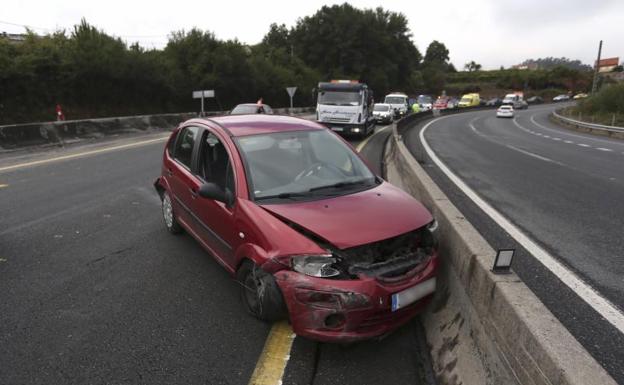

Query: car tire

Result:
[237,260,287,322]
[162,191,183,234]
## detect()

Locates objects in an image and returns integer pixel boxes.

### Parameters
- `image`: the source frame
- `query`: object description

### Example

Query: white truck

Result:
[384,92,409,118]
[316,81,375,137]
[502,92,528,109]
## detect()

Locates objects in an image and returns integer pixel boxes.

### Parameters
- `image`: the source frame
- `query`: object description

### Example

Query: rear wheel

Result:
[162,191,183,234]
[237,260,287,322]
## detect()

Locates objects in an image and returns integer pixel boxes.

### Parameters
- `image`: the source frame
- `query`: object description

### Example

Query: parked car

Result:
[573,93,588,99]
[433,96,457,110]
[154,115,439,343]
[372,103,394,124]
[231,103,273,115]
[496,105,514,118]
[553,94,571,102]
[485,98,503,107]
[527,96,544,104]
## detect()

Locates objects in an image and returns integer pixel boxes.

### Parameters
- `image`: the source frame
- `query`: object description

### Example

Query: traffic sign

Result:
[286,87,297,108]
[193,90,215,116]
[193,90,215,99]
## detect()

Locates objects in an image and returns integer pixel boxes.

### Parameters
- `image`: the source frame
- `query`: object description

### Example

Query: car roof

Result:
[234,103,271,108]
[189,114,326,137]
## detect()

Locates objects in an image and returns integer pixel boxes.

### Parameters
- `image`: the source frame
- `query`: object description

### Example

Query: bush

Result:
[577,84,624,114]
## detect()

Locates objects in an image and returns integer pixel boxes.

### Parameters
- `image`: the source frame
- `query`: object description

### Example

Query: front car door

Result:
[191,128,240,268]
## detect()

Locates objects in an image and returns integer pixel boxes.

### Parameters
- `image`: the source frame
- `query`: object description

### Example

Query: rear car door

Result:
[192,129,239,267]
[167,125,201,233]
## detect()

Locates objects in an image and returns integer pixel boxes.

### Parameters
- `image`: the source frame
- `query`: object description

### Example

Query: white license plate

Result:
[391,278,436,312]
[331,126,344,132]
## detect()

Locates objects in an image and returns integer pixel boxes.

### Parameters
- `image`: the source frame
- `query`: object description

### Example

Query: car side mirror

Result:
[199,183,233,205]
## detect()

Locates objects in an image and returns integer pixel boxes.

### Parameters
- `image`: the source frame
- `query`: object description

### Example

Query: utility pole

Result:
[591,40,603,94]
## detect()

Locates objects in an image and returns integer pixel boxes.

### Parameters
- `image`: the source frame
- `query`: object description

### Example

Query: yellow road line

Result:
[356,124,391,152]
[248,320,295,385]
[0,136,169,173]
[0,184,8,188]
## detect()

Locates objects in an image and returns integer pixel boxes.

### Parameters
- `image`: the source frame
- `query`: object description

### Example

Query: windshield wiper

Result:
[308,179,371,192]
[255,191,310,201]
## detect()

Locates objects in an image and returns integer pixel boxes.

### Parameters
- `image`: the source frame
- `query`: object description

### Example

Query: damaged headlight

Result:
[292,255,340,278]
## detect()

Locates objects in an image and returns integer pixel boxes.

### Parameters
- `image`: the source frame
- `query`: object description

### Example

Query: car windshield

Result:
[460,97,471,103]
[318,91,362,106]
[236,130,377,201]
[374,104,390,111]
[384,96,405,104]
[232,104,265,114]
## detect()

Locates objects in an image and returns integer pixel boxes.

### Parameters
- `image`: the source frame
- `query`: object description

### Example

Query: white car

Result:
[372,103,394,124]
[496,105,514,118]
[553,94,571,102]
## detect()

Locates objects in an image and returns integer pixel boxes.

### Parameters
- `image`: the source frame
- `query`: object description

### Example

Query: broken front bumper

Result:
[274,253,438,343]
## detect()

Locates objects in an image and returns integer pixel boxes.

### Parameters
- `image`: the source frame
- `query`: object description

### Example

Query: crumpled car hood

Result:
[260,182,433,250]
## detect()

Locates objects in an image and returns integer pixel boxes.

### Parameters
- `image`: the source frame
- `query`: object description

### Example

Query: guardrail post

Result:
[612,114,616,127]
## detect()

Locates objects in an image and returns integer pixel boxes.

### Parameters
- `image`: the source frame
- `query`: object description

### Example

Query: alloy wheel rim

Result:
[163,194,173,228]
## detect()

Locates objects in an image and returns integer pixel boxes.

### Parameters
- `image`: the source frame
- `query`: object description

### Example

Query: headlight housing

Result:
[291,254,340,278]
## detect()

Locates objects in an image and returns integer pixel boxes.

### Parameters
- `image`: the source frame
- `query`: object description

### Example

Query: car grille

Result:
[326,117,351,123]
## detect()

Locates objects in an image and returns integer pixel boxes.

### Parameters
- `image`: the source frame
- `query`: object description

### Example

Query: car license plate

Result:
[331,126,344,132]
[391,278,436,312]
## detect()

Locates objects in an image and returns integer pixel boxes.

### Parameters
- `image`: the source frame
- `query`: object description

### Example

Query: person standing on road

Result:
[55,104,65,121]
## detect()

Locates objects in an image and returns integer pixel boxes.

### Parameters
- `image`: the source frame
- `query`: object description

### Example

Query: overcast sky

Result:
[2,0,623,69]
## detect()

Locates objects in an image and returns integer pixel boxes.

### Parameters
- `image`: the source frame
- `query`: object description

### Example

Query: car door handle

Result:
[189,188,198,199]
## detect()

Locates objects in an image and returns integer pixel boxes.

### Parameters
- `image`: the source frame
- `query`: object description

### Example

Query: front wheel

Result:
[237,261,287,322]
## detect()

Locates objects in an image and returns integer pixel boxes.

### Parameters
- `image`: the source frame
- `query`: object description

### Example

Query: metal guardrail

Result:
[552,109,624,133]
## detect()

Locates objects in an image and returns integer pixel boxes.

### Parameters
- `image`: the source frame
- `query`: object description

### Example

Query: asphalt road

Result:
[403,104,624,383]
[0,121,430,385]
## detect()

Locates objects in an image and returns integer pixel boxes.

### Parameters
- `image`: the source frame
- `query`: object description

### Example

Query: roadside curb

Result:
[385,117,617,385]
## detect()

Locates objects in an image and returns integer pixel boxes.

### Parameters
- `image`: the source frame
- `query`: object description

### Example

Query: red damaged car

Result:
[154,114,438,342]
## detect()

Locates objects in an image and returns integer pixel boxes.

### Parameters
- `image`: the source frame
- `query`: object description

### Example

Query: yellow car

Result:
[573,93,588,99]
[458,93,481,108]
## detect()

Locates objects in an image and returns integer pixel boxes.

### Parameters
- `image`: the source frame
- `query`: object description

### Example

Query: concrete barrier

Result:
[551,109,624,140]
[0,107,315,150]
[385,117,617,385]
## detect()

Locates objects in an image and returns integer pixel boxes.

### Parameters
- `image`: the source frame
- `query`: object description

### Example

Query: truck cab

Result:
[384,92,409,118]
[316,81,375,137]
[502,92,528,109]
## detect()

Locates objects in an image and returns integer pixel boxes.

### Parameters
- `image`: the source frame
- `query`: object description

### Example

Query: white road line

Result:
[420,116,624,334]
[553,138,562,141]
[543,135,551,138]
[0,136,169,173]
[596,147,613,152]
[564,140,574,144]
[530,114,624,148]
[356,124,391,152]
[578,143,591,148]
[505,145,565,166]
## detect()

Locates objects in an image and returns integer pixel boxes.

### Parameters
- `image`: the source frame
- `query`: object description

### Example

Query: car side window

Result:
[173,126,199,169]
[198,131,235,194]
